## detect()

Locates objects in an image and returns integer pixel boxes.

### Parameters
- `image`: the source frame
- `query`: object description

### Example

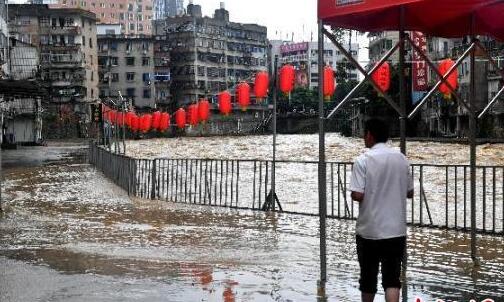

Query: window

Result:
[129,23,135,31]
[110,57,118,65]
[126,57,135,66]
[91,71,94,81]
[142,57,150,66]
[111,73,119,82]
[126,42,132,52]
[143,89,151,98]
[126,88,135,97]
[89,38,93,48]
[68,35,75,45]
[110,41,118,50]
[138,23,144,32]
[100,2,105,7]
[128,3,133,11]
[142,73,150,82]
[137,5,142,12]
[119,13,125,20]
[90,55,93,65]
[126,72,135,81]
[82,36,86,46]
[40,35,49,45]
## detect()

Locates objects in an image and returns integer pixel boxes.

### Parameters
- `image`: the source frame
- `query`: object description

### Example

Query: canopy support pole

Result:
[469,32,479,264]
[398,7,408,302]
[399,6,407,154]
[317,19,328,298]
[323,28,401,117]
[408,43,475,119]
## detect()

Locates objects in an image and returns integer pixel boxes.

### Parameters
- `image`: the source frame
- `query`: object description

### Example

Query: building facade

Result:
[0,0,8,77]
[9,4,98,138]
[153,2,268,106]
[275,41,359,90]
[154,0,183,20]
[98,25,155,108]
[49,0,154,35]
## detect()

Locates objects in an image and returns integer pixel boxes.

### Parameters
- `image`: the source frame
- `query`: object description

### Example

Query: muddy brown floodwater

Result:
[1,140,503,302]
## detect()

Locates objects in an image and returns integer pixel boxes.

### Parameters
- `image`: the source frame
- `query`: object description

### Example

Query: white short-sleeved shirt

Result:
[349,143,413,240]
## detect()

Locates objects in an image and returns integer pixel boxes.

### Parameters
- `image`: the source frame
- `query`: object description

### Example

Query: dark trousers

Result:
[356,235,406,294]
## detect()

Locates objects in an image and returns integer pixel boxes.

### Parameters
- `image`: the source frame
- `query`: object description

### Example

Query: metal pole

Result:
[398,7,408,302]
[317,19,327,296]
[399,7,407,155]
[469,31,478,264]
[271,56,278,211]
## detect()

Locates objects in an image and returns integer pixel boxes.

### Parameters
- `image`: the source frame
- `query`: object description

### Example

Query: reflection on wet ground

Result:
[1,142,503,301]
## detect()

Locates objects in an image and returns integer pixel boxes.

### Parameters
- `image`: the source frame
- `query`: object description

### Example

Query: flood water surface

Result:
[1,141,504,301]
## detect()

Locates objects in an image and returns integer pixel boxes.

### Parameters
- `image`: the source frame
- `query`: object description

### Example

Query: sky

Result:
[192,0,369,63]
[193,0,318,42]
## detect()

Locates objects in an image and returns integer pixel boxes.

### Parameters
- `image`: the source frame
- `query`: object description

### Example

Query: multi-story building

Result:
[8,4,98,138]
[368,31,400,64]
[153,2,268,105]
[97,24,155,108]
[154,0,183,20]
[49,0,154,35]
[0,0,8,77]
[275,41,359,90]
[153,35,171,109]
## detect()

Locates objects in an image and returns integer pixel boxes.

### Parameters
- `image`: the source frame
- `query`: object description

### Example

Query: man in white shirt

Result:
[349,118,414,302]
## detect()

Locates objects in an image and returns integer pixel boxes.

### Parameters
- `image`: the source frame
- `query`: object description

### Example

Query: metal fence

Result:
[89,142,504,235]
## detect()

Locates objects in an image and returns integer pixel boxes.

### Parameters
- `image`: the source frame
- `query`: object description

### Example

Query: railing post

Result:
[150,159,157,200]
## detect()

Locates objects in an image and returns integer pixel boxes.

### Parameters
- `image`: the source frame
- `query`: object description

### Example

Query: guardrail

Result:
[89,142,504,235]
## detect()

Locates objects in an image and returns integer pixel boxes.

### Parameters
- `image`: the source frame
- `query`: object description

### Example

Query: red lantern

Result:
[159,112,170,132]
[371,62,390,93]
[236,82,250,111]
[188,104,199,126]
[323,66,336,101]
[438,59,458,100]
[254,71,269,101]
[125,112,134,128]
[198,99,210,122]
[130,114,139,132]
[279,64,295,94]
[175,108,186,129]
[152,111,161,130]
[218,91,232,116]
[140,114,152,133]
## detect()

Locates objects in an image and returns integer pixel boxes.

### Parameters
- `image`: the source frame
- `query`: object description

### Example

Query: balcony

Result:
[40,25,82,35]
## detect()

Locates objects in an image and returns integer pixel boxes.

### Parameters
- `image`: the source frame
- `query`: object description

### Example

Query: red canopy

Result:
[318,0,504,41]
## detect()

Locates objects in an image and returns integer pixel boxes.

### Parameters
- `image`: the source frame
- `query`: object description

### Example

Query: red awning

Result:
[318,0,504,41]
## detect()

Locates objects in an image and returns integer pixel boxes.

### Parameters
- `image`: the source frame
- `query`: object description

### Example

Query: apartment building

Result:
[0,0,8,77]
[97,24,155,108]
[48,0,154,35]
[153,2,268,106]
[9,5,98,104]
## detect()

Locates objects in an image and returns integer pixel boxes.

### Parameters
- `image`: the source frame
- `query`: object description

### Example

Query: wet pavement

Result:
[1,140,503,301]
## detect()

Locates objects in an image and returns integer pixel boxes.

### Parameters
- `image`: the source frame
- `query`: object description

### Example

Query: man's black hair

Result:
[364,118,389,143]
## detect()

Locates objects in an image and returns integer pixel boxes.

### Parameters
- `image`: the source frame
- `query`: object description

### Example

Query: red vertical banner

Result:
[412,31,428,92]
